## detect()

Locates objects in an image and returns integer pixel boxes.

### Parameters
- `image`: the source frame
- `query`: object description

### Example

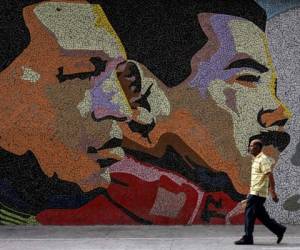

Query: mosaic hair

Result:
[0,0,266,82]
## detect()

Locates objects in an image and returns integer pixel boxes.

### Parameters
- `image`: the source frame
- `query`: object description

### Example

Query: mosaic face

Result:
[0,0,291,225]
[118,13,290,194]
[195,15,291,178]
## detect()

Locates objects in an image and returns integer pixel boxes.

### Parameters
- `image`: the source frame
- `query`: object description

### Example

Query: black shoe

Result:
[277,226,286,244]
[234,236,253,245]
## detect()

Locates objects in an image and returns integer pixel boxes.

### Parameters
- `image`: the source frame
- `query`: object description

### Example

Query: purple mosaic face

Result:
[190,15,245,97]
[185,13,291,156]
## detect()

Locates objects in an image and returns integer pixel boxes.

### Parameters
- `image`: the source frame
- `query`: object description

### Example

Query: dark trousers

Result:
[245,194,285,238]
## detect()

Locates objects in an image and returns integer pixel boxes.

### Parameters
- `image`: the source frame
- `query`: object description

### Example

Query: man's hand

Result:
[268,172,278,202]
[271,190,279,203]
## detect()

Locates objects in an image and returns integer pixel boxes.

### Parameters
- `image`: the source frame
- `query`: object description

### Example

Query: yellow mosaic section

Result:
[93,5,127,59]
[261,33,292,118]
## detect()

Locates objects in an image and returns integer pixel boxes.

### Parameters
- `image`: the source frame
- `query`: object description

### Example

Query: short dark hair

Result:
[252,139,263,150]
[0,0,266,85]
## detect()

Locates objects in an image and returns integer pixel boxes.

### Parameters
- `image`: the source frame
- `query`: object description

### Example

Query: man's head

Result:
[248,139,263,156]
[108,0,291,193]
[0,0,291,199]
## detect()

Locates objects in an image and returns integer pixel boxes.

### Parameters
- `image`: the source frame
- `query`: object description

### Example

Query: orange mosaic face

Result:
[0,1,117,191]
[0,0,290,198]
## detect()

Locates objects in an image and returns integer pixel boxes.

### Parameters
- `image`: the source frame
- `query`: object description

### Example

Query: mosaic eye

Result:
[236,75,260,82]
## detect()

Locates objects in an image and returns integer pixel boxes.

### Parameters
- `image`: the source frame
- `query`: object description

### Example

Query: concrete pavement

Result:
[0,225,299,250]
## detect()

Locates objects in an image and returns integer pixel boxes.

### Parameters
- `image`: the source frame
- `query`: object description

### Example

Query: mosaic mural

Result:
[0,0,299,225]
[265,6,300,224]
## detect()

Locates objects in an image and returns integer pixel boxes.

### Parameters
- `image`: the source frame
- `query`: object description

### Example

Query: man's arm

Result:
[267,172,279,202]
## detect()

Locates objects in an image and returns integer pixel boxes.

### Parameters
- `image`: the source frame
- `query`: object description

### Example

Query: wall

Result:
[265,6,300,224]
[0,0,299,225]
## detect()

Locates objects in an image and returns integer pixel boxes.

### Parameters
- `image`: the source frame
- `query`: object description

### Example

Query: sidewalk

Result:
[0,225,299,250]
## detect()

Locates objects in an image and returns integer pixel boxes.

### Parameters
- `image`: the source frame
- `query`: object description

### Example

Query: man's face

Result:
[185,13,291,185]
[0,1,290,203]
[119,13,290,195]
[0,1,128,191]
[0,1,172,193]
[248,140,262,156]
[191,14,290,157]
[193,14,291,168]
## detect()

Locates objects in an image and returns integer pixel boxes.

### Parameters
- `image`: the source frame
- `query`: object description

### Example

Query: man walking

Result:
[235,139,286,245]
